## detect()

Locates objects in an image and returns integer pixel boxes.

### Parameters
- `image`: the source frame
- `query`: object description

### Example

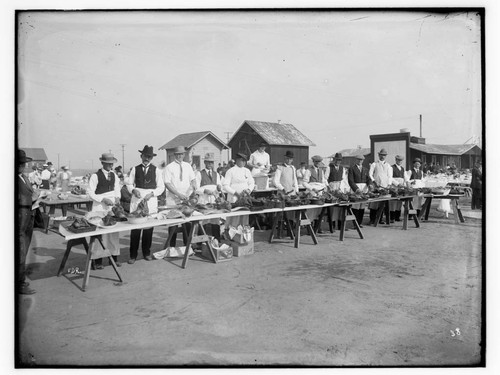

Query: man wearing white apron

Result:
[195,154,224,240]
[223,153,255,227]
[164,146,197,247]
[88,153,122,269]
[248,142,271,177]
[303,155,328,232]
[368,148,392,225]
[126,146,165,264]
[348,155,371,227]
[389,155,407,222]
[327,152,349,230]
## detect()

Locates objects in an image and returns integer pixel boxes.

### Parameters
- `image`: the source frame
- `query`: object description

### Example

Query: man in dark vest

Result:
[347,154,371,227]
[389,155,406,222]
[471,160,482,210]
[409,158,424,216]
[18,149,39,294]
[328,152,348,230]
[126,146,165,264]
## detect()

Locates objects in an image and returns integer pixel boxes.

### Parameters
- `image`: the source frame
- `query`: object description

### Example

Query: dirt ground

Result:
[16,198,483,367]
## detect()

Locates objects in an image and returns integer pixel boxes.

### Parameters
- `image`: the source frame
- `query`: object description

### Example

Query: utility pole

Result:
[419,114,422,137]
[120,144,126,170]
[57,153,60,170]
[224,132,232,162]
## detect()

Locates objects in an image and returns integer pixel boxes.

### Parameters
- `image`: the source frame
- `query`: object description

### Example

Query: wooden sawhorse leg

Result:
[293,210,317,248]
[451,198,465,223]
[57,238,89,276]
[339,206,363,241]
[181,221,216,269]
[403,200,420,230]
[373,201,390,227]
[81,236,123,292]
[418,197,432,221]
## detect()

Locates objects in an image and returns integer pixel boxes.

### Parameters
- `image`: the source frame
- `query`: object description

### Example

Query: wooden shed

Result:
[227,120,316,167]
[159,131,229,170]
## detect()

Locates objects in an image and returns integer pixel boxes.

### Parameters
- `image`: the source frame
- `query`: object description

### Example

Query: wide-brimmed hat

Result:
[235,152,247,161]
[334,152,343,160]
[355,155,365,160]
[204,153,215,162]
[138,145,157,157]
[378,148,388,155]
[258,142,267,147]
[47,161,53,166]
[311,155,323,162]
[99,152,118,164]
[395,155,404,161]
[173,146,186,154]
[413,158,422,164]
[18,150,32,164]
[284,151,294,158]
[42,163,49,168]
[61,165,69,170]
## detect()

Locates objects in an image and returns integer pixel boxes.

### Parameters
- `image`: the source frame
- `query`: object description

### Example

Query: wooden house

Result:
[227,120,316,167]
[159,131,229,170]
[369,131,482,170]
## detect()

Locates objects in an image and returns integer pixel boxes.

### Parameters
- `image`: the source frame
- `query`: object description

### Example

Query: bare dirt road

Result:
[17,203,483,366]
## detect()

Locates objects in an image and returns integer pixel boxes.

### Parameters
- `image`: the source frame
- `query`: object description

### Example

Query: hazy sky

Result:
[17,10,482,170]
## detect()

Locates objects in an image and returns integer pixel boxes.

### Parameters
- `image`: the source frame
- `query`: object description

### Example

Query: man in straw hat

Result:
[348,154,371,227]
[164,145,197,247]
[88,152,123,269]
[389,154,407,222]
[126,145,165,264]
[17,149,40,294]
[368,148,392,225]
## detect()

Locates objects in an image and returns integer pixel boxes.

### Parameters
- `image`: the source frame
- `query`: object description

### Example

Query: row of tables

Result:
[52,191,465,291]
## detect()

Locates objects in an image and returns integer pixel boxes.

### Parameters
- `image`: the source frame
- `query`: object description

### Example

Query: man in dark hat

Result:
[248,142,270,177]
[273,151,298,195]
[409,158,424,216]
[389,155,407,222]
[164,146,197,247]
[17,150,39,294]
[327,152,348,230]
[348,154,371,227]
[125,146,165,264]
[88,153,122,269]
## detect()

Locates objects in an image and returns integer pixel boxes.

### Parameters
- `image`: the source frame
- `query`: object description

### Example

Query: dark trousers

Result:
[129,228,154,259]
[471,188,482,209]
[18,208,34,285]
[351,208,365,226]
[169,223,192,247]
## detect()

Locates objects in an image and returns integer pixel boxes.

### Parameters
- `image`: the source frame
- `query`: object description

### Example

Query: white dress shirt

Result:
[369,160,392,187]
[163,160,196,205]
[248,150,270,176]
[223,165,255,203]
[88,169,122,212]
[126,163,165,214]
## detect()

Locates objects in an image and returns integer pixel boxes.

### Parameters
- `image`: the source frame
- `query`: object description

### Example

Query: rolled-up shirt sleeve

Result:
[222,169,235,195]
[127,167,136,193]
[274,168,284,191]
[153,170,165,197]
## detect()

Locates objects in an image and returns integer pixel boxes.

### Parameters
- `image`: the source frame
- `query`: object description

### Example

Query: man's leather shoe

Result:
[95,264,104,270]
[127,259,136,265]
[114,261,122,267]
[144,255,153,261]
[19,286,36,295]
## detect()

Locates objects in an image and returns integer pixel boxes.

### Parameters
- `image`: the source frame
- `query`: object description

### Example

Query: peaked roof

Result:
[332,148,371,158]
[159,131,228,150]
[231,120,316,146]
[21,148,48,161]
[410,143,479,155]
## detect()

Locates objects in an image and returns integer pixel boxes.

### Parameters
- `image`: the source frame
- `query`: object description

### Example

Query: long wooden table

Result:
[418,194,466,223]
[57,193,461,291]
[40,193,94,233]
